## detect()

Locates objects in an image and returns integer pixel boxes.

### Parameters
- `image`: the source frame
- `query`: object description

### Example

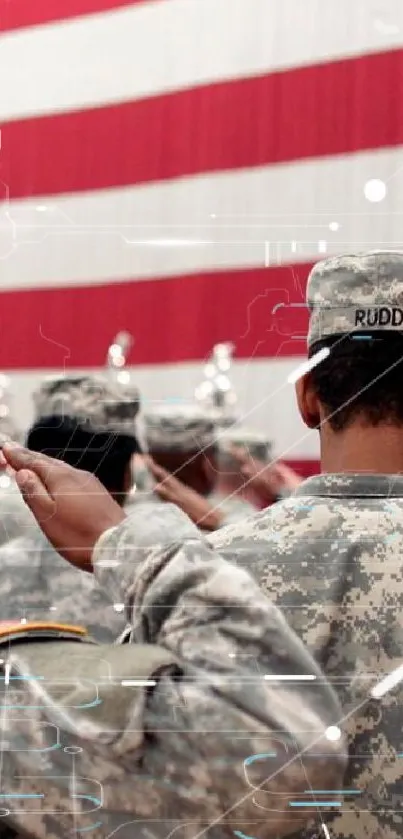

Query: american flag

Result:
[0,0,402,473]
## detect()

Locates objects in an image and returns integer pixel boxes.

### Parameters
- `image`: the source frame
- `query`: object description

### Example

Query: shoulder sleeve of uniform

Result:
[92,502,201,604]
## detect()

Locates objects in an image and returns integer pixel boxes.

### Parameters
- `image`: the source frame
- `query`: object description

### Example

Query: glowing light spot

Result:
[325,726,342,742]
[364,179,386,203]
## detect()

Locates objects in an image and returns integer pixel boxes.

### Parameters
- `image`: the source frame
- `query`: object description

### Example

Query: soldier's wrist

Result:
[199,510,224,531]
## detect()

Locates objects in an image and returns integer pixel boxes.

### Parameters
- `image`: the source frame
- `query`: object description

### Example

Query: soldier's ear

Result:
[295,373,321,429]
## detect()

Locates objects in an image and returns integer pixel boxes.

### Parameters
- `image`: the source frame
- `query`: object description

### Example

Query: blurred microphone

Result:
[106,331,133,386]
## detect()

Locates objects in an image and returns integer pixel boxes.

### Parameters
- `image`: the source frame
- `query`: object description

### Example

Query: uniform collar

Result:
[293,472,403,498]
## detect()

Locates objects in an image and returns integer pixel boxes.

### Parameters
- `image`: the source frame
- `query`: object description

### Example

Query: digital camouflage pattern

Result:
[0,475,37,546]
[32,375,140,436]
[144,402,216,452]
[7,374,141,637]
[0,525,126,642]
[0,502,346,839]
[209,472,403,839]
[307,250,403,346]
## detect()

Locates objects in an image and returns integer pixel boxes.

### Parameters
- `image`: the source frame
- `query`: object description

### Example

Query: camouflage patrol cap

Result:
[144,403,216,452]
[32,375,140,437]
[307,250,403,347]
[217,427,271,469]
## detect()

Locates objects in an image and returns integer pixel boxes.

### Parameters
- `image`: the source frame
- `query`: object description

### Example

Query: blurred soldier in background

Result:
[129,402,225,529]
[137,402,259,529]
[208,250,403,839]
[0,382,36,546]
[0,430,36,546]
[194,342,303,514]
[210,426,270,520]
[0,375,143,641]
[230,441,303,508]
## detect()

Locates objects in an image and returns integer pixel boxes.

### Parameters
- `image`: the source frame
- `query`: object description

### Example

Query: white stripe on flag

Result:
[0,0,402,121]
[2,145,403,291]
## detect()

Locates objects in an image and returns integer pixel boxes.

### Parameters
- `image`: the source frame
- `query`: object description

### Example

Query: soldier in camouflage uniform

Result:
[228,444,304,509]
[204,250,403,838]
[129,403,258,528]
[0,417,36,546]
[210,426,271,520]
[0,467,36,546]
[0,375,143,641]
[0,442,347,839]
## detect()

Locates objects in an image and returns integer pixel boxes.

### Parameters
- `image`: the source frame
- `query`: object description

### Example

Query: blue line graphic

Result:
[0,676,44,682]
[244,753,276,765]
[76,822,103,833]
[73,795,102,807]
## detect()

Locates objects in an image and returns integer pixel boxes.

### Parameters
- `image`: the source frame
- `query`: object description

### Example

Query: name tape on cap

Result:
[355,307,403,328]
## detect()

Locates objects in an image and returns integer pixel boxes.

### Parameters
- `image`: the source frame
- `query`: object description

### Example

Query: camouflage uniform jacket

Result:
[0,525,126,642]
[0,502,346,839]
[0,476,37,546]
[209,473,403,839]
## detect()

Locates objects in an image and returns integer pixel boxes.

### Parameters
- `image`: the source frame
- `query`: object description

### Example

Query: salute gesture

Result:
[1,442,125,570]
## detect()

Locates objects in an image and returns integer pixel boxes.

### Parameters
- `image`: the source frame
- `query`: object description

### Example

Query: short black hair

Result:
[27,416,140,495]
[310,333,403,432]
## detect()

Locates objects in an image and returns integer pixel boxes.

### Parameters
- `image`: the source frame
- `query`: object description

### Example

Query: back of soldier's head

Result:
[144,402,218,496]
[217,427,271,467]
[27,376,141,502]
[300,250,403,433]
[216,426,271,491]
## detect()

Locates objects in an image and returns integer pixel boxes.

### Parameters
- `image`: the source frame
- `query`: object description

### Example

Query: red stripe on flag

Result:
[0,0,158,33]
[0,264,312,369]
[283,459,320,479]
[3,49,403,199]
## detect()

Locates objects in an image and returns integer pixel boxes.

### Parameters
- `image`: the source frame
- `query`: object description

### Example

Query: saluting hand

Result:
[230,446,303,506]
[146,457,224,531]
[0,443,125,571]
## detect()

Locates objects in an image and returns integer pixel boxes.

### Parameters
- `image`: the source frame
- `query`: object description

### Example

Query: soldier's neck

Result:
[320,423,403,475]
